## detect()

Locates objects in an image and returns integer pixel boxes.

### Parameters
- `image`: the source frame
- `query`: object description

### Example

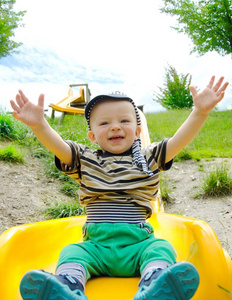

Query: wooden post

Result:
[58,112,66,125]
[51,109,55,119]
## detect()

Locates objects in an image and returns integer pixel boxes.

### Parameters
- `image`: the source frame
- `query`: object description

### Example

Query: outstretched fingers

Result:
[213,77,225,91]
[18,90,29,103]
[38,94,45,109]
[16,90,29,107]
[215,81,229,102]
[10,99,20,113]
[10,91,46,125]
[10,90,26,114]
[206,76,229,102]
[15,93,24,108]
[210,76,228,93]
[189,86,198,97]
[207,76,215,89]
[10,98,24,120]
[218,81,229,93]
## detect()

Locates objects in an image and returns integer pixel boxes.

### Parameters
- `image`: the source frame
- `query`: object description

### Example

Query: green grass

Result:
[218,284,232,295]
[49,114,91,147]
[3,109,232,161]
[160,174,173,204]
[43,199,85,219]
[0,145,24,163]
[146,109,232,160]
[201,164,232,197]
[218,285,232,295]
[50,109,232,161]
[60,181,79,197]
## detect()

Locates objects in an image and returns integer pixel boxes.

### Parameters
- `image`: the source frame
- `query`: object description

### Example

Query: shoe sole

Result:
[20,270,85,300]
[143,262,199,300]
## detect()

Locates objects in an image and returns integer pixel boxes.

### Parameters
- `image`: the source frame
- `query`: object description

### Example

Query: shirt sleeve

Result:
[54,140,83,182]
[143,138,173,172]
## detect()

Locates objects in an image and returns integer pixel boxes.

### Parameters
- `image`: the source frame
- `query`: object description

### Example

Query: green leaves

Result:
[153,65,193,109]
[0,0,26,58]
[160,0,232,56]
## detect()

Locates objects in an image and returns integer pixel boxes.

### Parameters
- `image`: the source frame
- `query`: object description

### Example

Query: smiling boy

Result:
[10,76,228,300]
[87,99,141,154]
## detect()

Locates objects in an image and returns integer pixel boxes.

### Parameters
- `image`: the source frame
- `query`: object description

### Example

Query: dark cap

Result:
[85,91,141,129]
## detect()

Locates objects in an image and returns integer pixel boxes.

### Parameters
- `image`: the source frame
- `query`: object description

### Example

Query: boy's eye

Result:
[99,121,108,126]
[121,119,129,123]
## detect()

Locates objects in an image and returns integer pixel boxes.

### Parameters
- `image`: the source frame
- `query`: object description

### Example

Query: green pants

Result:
[57,222,176,280]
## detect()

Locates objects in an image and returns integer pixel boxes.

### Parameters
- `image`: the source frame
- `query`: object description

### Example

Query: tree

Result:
[160,0,232,57]
[153,65,193,109]
[0,0,26,58]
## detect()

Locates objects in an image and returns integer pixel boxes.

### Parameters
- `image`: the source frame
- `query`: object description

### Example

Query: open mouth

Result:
[109,135,124,141]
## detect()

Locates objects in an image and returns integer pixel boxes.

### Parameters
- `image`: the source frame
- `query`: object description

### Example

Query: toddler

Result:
[10,76,228,300]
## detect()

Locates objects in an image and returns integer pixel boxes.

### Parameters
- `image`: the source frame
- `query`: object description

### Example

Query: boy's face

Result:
[87,100,141,154]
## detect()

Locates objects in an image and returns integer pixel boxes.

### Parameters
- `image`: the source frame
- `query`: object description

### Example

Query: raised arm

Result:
[10,90,72,166]
[166,76,229,163]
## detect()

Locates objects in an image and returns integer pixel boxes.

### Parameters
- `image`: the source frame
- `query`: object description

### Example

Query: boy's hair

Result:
[84,91,141,130]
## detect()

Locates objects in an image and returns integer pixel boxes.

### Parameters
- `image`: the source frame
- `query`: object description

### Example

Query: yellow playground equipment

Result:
[0,110,231,300]
[49,84,90,124]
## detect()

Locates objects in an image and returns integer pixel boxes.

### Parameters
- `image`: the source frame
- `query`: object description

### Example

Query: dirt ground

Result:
[0,142,231,257]
[164,158,232,257]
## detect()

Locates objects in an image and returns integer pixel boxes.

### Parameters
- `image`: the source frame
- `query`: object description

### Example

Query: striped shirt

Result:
[55,138,172,221]
[86,201,147,223]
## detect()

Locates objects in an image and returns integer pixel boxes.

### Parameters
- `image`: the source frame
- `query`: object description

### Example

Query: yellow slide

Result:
[49,87,85,120]
[0,212,231,299]
[0,111,231,299]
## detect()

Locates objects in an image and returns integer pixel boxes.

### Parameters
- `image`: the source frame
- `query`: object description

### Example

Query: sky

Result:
[0,0,231,114]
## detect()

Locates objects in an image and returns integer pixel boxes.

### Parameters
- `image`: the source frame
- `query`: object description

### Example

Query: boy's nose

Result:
[110,122,121,131]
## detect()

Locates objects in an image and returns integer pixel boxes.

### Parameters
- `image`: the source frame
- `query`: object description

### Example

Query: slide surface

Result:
[0,212,231,299]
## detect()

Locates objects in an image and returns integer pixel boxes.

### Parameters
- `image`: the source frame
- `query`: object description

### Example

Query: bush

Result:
[202,165,232,197]
[0,115,17,140]
[0,114,28,141]
[154,65,193,109]
[0,145,24,163]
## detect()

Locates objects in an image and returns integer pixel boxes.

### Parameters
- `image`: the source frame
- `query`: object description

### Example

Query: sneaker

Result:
[20,270,88,300]
[134,262,200,300]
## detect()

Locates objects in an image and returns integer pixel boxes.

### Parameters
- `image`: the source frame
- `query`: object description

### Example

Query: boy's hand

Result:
[10,90,45,129]
[189,76,229,115]
[10,90,72,165]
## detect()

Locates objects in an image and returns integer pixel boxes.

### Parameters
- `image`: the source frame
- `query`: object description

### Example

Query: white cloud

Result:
[1,0,231,113]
